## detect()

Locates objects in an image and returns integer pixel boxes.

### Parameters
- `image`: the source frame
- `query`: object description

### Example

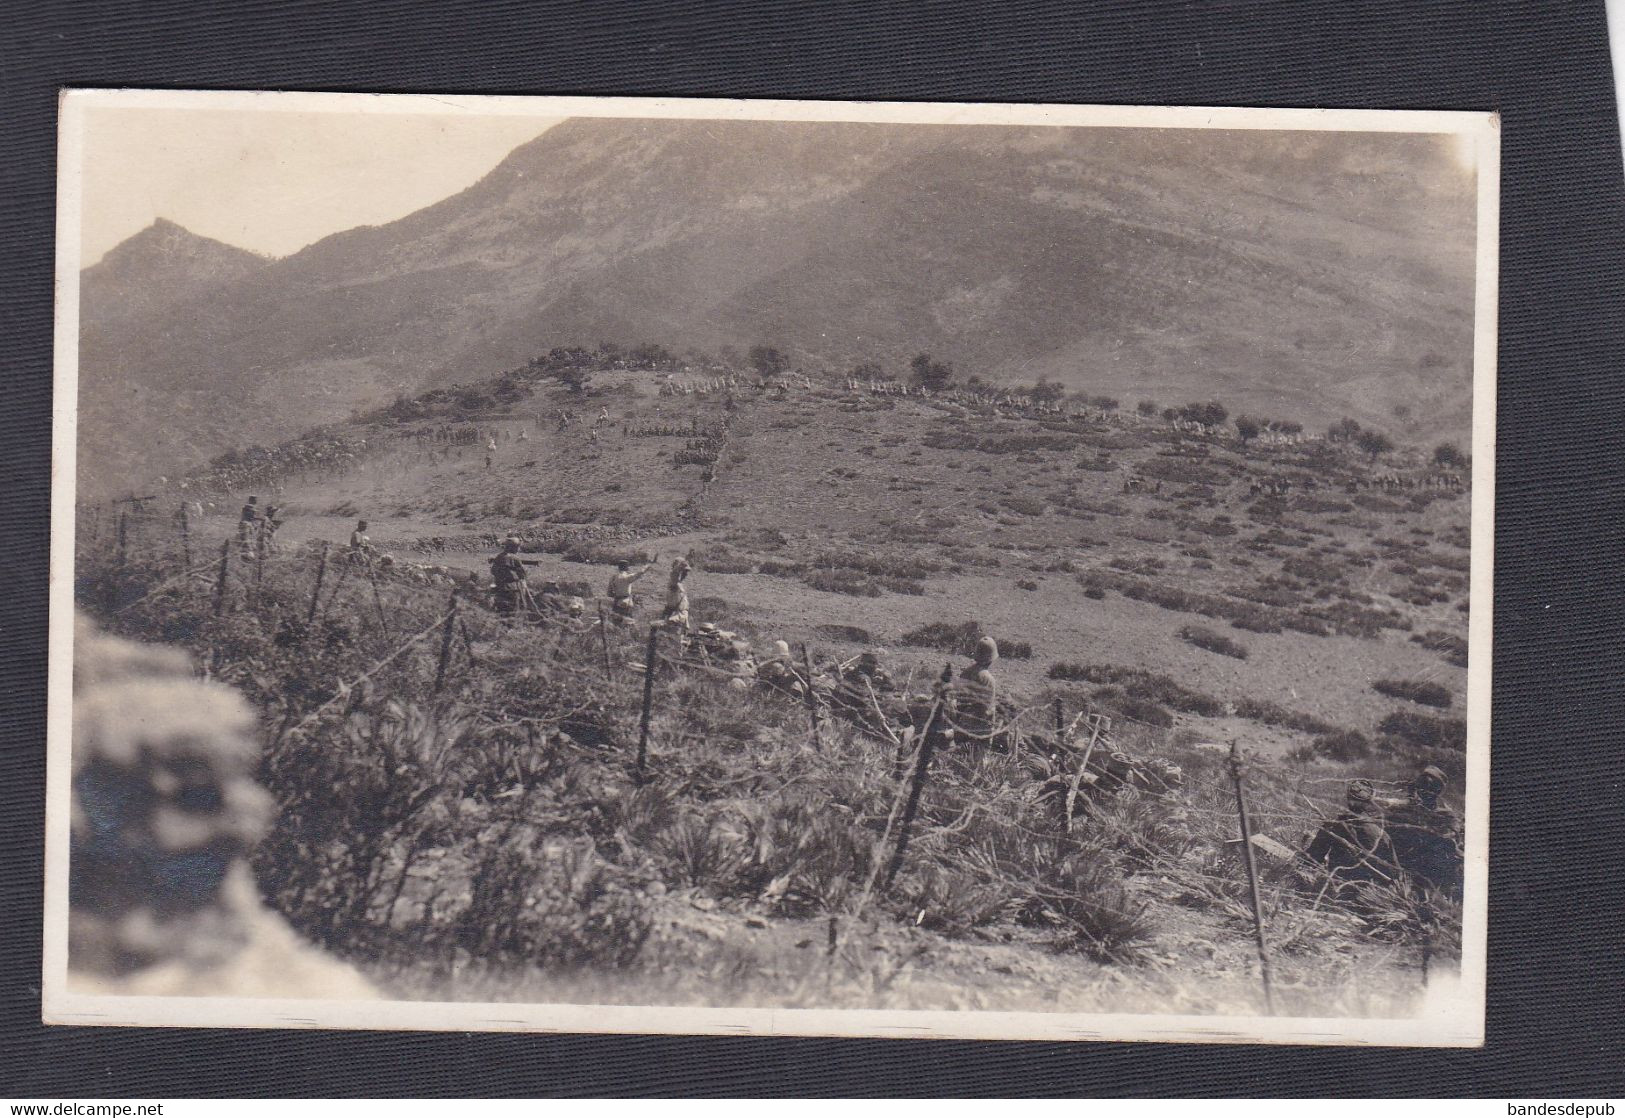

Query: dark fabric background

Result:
[4,0,1623,1098]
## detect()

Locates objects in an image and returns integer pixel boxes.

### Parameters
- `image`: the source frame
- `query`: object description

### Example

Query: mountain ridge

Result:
[76,118,1477,498]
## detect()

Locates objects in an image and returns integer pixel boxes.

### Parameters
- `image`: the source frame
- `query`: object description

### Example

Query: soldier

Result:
[952,636,1000,741]
[756,639,804,695]
[607,555,659,624]
[488,537,535,617]
[236,495,260,551]
[260,504,283,554]
[1387,765,1464,899]
[347,518,375,563]
[1304,779,1398,904]
[831,650,899,733]
[663,557,692,631]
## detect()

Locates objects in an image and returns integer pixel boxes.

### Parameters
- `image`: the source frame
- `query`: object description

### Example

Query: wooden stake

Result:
[253,521,268,598]
[365,560,392,639]
[597,601,614,683]
[636,624,660,781]
[212,539,231,617]
[306,541,330,625]
[881,664,951,892]
[1063,715,1106,836]
[1229,739,1277,1015]
[178,502,192,569]
[800,644,823,752]
[433,592,459,694]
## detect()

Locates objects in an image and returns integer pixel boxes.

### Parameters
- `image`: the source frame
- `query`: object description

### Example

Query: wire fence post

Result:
[635,624,660,782]
[178,502,192,569]
[1229,739,1277,1015]
[882,664,951,892]
[212,539,231,618]
[364,560,393,639]
[1063,714,1106,836]
[254,520,268,596]
[596,601,614,684]
[432,591,459,695]
[800,643,823,752]
[307,541,330,625]
[116,510,128,568]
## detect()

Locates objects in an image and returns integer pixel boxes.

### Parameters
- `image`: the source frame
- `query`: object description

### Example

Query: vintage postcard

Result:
[45,90,1496,1045]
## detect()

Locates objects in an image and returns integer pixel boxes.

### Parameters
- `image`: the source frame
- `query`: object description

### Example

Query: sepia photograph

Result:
[44,91,1496,1045]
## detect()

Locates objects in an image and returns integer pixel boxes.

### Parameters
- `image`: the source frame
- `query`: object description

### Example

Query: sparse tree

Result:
[1137,399,1159,418]
[1179,400,1228,428]
[1433,442,1467,469]
[1355,429,1395,460]
[1091,396,1120,412]
[1031,378,1064,404]
[849,361,884,381]
[1328,417,1363,443]
[1235,415,1261,444]
[749,345,788,378]
[628,342,674,370]
[557,366,591,394]
[909,353,954,392]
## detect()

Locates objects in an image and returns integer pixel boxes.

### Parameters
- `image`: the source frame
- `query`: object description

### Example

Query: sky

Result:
[75,102,1479,267]
[78,107,560,264]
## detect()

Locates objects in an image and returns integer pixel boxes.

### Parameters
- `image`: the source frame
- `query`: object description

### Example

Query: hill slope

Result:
[77,118,1476,497]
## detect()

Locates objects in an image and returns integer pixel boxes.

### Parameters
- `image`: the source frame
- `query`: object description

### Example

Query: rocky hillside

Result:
[77,118,1477,497]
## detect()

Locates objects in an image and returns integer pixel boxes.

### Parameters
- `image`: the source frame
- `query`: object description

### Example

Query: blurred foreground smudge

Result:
[69,613,377,999]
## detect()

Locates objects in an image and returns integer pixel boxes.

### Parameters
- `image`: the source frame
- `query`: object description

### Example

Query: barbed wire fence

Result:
[74,497,1457,1013]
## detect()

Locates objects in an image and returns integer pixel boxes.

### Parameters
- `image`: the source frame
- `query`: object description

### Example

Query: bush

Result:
[804,569,882,597]
[900,620,1030,660]
[814,624,871,645]
[1177,625,1249,660]
[1233,697,1337,735]
[1044,663,1223,717]
[1411,629,1469,668]
[1372,678,1453,709]
[1379,711,1467,751]
[1288,729,1373,764]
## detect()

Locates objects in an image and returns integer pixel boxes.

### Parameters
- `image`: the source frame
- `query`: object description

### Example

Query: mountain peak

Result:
[96,218,265,269]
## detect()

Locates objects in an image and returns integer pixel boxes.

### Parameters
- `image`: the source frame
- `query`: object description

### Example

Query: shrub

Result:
[814,624,871,645]
[1289,729,1373,764]
[902,620,984,656]
[1372,678,1453,709]
[1411,629,1469,668]
[1379,711,1467,751]
[1233,697,1337,735]
[900,620,1030,660]
[1177,625,1249,660]
[804,569,882,597]
[1045,663,1222,717]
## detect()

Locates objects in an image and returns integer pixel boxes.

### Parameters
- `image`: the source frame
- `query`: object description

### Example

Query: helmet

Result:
[503,537,520,552]
[1347,778,1376,807]
[974,636,999,664]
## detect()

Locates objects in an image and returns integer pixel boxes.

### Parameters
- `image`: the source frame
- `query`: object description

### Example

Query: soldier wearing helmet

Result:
[1388,764,1464,898]
[1305,778,1398,903]
[489,537,537,617]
